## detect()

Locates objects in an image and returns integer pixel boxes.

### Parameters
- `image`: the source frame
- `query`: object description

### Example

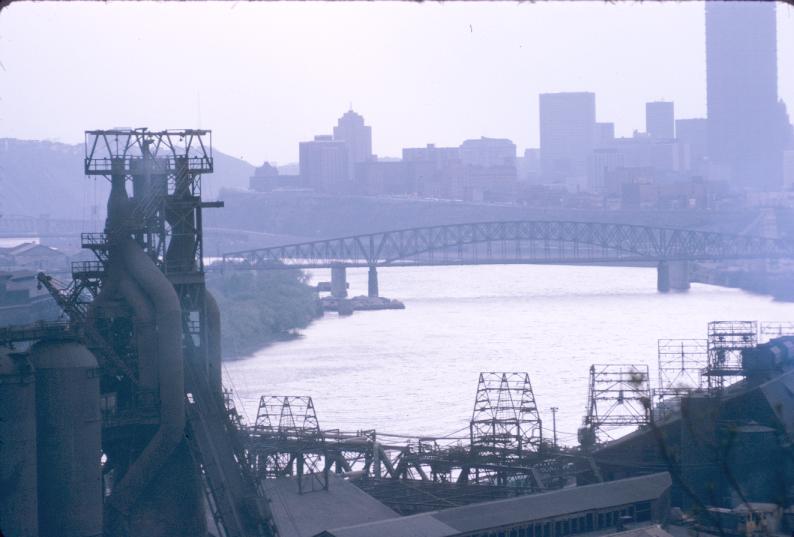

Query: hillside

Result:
[0,138,255,219]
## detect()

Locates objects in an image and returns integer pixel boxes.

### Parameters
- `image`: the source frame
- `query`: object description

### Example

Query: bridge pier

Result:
[657,260,690,292]
[368,266,379,298]
[331,265,348,298]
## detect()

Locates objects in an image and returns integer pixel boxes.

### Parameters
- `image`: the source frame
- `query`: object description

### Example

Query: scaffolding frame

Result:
[705,321,757,392]
[584,364,651,443]
[657,339,708,399]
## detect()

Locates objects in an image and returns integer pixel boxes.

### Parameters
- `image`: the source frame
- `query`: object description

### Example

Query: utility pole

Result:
[550,407,559,448]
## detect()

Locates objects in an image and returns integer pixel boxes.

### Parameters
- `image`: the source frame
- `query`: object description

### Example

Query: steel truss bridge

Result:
[220,220,794,270]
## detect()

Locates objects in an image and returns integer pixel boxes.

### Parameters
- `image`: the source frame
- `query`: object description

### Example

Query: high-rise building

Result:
[333,110,373,179]
[299,135,349,193]
[594,123,615,149]
[539,92,596,180]
[646,101,675,140]
[706,2,785,190]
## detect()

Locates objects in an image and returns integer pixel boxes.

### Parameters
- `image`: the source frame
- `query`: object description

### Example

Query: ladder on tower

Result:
[184,355,278,537]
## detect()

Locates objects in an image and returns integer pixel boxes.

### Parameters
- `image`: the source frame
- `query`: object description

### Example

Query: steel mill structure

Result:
[0,129,276,537]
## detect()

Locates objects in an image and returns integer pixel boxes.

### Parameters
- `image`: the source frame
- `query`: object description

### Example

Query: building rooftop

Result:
[262,473,398,537]
[315,473,672,537]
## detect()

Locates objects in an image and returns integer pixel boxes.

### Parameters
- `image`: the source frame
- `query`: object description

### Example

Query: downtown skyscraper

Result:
[706,2,787,190]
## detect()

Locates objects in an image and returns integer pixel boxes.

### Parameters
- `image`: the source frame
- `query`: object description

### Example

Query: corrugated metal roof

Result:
[263,473,398,537]
[317,473,672,537]
[434,472,672,532]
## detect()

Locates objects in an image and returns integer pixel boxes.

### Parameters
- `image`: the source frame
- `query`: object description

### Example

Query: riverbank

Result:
[692,262,794,302]
[207,269,323,359]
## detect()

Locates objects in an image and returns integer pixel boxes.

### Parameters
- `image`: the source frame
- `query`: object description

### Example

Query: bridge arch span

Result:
[220,220,791,270]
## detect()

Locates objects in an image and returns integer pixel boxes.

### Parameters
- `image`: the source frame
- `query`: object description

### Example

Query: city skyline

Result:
[1,2,793,165]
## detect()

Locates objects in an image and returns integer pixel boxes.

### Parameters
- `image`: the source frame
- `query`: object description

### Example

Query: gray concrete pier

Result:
[657,260,690,292]
[368,266,379,298]
[331,266,348,298]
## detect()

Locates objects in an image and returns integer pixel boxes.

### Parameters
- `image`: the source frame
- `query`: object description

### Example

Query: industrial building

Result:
[314,472,671,537]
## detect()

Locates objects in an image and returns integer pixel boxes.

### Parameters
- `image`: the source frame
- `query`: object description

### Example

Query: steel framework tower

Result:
[469,372,543,461]
[39,128,276,537]
[249,396,329,494]
[657,339,708,398]
[582,364,651,445]
[704,321,757,392]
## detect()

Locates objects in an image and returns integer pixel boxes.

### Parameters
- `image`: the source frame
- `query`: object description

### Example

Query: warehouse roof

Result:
[263,473,399,537]
[314,472,672,537]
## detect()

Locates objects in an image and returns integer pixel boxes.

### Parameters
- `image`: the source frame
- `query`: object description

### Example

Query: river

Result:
[222,264,793,446]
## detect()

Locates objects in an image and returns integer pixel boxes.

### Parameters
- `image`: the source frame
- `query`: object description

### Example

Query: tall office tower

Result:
[706,2,785,190]
[299,135,350,193]
[333,110,373,179]
[646,101,675,140]
[539,92,596,180]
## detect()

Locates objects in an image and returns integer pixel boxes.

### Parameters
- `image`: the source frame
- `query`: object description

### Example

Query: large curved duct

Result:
[107,237,185,517]
[117,274,158,393]
[205,289,222,396]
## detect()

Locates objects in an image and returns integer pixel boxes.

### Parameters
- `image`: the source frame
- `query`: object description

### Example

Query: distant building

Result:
[249,162,278,191]
[595,123,616,149]
[613,135,688,176]
[403,144,464,199]
[354,161,416,196]
[675,118,708,174]
[517,148,541,182]
[587,149,625,193]
[0,271,61,326]
[784,150,794,190]
[299,135,350,193]
[645,101,674,140]
[459,137,516,168]
[461,165,517,202]
[402,144,460,167]
[539,92,596,181]
[706,2,786,189]
[0,242,69,272]
[333,110,373,179]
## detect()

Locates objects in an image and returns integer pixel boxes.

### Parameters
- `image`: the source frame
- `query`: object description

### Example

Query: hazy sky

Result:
[1,1,793,166]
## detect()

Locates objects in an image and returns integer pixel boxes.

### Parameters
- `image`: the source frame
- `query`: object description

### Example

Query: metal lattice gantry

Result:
[583,364,651,443]
[220,221,794,270]
[704,321,757,391]
[469,372,543,461]
[83,128,219,276]
[657,339,708,399]
[249,396,328,493]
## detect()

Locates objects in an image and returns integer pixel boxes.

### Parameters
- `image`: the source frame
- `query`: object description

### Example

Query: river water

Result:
[223,265,793,446]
